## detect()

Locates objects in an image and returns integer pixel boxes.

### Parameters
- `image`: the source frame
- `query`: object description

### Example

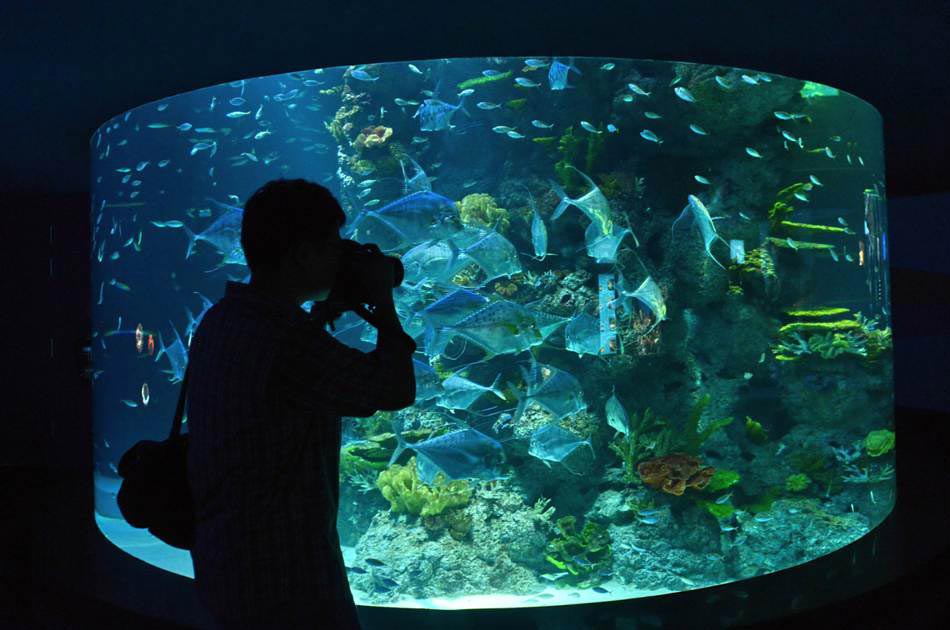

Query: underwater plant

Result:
[376,456,471,517]
[607,407,665,484]
[543,515,612,588]
[772,311,892,362]
[745,417,768,444]
[653,394,734,457]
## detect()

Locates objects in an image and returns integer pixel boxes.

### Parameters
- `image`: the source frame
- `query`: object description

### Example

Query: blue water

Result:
[91,56,894,609]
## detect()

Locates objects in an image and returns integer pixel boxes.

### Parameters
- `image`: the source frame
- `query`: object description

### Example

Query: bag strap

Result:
[169,363,190,440]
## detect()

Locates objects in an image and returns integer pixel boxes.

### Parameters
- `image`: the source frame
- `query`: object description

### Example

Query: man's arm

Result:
[270,299,416,418]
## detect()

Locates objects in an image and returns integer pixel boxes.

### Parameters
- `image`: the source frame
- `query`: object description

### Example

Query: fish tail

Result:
[547,180,572,221]
[670,204,691,243]
[507,381,528,427]
[183,225,197,260]
[153,330,167,363]
[488,373,506,401]
[457,92,471,118]
[388,415,408,467]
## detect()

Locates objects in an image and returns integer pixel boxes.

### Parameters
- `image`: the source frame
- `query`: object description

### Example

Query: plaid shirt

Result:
[186,281,415,623]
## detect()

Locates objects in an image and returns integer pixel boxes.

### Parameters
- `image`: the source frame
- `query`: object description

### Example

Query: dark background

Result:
[2,0,948,628]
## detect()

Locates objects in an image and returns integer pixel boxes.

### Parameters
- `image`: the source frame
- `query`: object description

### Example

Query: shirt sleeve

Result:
[269,317,417,418]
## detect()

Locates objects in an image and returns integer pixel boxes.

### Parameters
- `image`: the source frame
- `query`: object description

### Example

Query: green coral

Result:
[731,247,776,281]
[785,473,812,492]
[785,307,851,318]
[864,429,895,457]
[772,311,891,361]
[457,71,512,90]
[745,417,768,444]
[778,320,861,334]
[376,456,471,517]
[705,469,741,493]
[699,500,735,520]
[458,193,510,234]
[766,237,835,250]
[554,126,585,193]
[800,81,839,99]
[544,515,612,588]
[780,221,851,235]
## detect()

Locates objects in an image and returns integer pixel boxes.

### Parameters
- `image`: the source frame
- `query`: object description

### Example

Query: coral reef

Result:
[637,453,715,496]
[784,473,811,492]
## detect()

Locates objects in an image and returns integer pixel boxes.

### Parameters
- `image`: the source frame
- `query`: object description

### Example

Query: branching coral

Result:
[772,311,892,361]
[544,515,612,587]
[608,407,665,484]
[637,452,715,496]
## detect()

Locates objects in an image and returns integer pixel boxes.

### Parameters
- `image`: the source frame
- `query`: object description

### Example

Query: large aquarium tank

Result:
[90,56,895,610]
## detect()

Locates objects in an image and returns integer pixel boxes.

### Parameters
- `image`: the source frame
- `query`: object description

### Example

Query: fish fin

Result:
[670,203,691,243]
[388,415,409,466]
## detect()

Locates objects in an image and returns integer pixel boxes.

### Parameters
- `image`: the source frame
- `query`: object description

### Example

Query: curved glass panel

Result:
[91,56,893,609]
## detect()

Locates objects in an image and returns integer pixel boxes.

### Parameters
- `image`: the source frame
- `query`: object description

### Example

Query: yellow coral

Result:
[458,193,510,234]
[354,125,393,150]
[494,281,518,297]
[376,456,471,517]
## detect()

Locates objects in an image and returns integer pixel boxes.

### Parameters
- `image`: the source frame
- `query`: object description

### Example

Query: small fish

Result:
[741,74,759,85]
[714,76,733,89]
[176,123,192,131]
[592,587,609,594]
[743,372,753,380]
[524,58,548,68]
[694,175,711,185]
[720,525,737,532]
[356,189,372,199]
[408,63,423,75]
[846,154,853,165]
[753,515,773,523]
[600,62,615,70]
[156,103,169,111]
[837,217,847,226]
[147,123,170,129]
[621,94,634,103]
[364,558,386,567]
[150,220,185,228]
[121,399,139,408]
[689,123,708,135]
[640,129,662,144]
[758,352,765,363]
[351,69,378,81]
[364,199,381,207]
[515,77,541,88]
[786,237,799,250]
[346,566,367,575]
[580,121,601,134]
[845,253,854,262]
[506,131,525,139]
[540,572,570,582]
[829,248,839,262]
[824,147,835,158]
[643,111,662,119]
[482,69,503,77]
[462,179,478,188]
[745,147,763,158]
[715,492,733,505]
[492,125,517,134]
[636,514,660,525]
[358,179,377,188]
[858,156,865,166]
[411,136,428,144]
[628,82,651,96]
[141,383,150,406]
[476,101,501,110]
[674,86,696,102]
[781,130,799,143]
[606,124,618,133]
[572,555,593,568]
[228,97,246,106]
[810,175,823,186]
[253,130,272,140]
[394,98,418,107]
[458,88,475,97]
[793,192,809,202]
[225,111,251,118]
[531,120,553,128]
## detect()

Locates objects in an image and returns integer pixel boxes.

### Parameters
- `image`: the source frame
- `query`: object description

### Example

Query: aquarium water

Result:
[91,57,894,609]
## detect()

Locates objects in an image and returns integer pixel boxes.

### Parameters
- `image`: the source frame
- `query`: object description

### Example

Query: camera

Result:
[320,239,404,328]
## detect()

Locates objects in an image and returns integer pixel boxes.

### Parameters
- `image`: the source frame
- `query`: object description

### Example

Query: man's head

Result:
[241,178,346,302]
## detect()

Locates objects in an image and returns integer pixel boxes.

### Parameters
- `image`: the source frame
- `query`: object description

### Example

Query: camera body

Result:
[320,239,404,327]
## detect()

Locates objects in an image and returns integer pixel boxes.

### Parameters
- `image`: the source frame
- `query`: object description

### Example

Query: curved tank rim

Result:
[89,54,882,143]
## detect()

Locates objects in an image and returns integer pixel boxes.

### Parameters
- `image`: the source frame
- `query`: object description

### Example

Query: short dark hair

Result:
[241,178,346,274]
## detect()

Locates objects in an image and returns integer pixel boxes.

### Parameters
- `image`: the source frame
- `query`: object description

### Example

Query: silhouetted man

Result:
[186,178,416,629]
